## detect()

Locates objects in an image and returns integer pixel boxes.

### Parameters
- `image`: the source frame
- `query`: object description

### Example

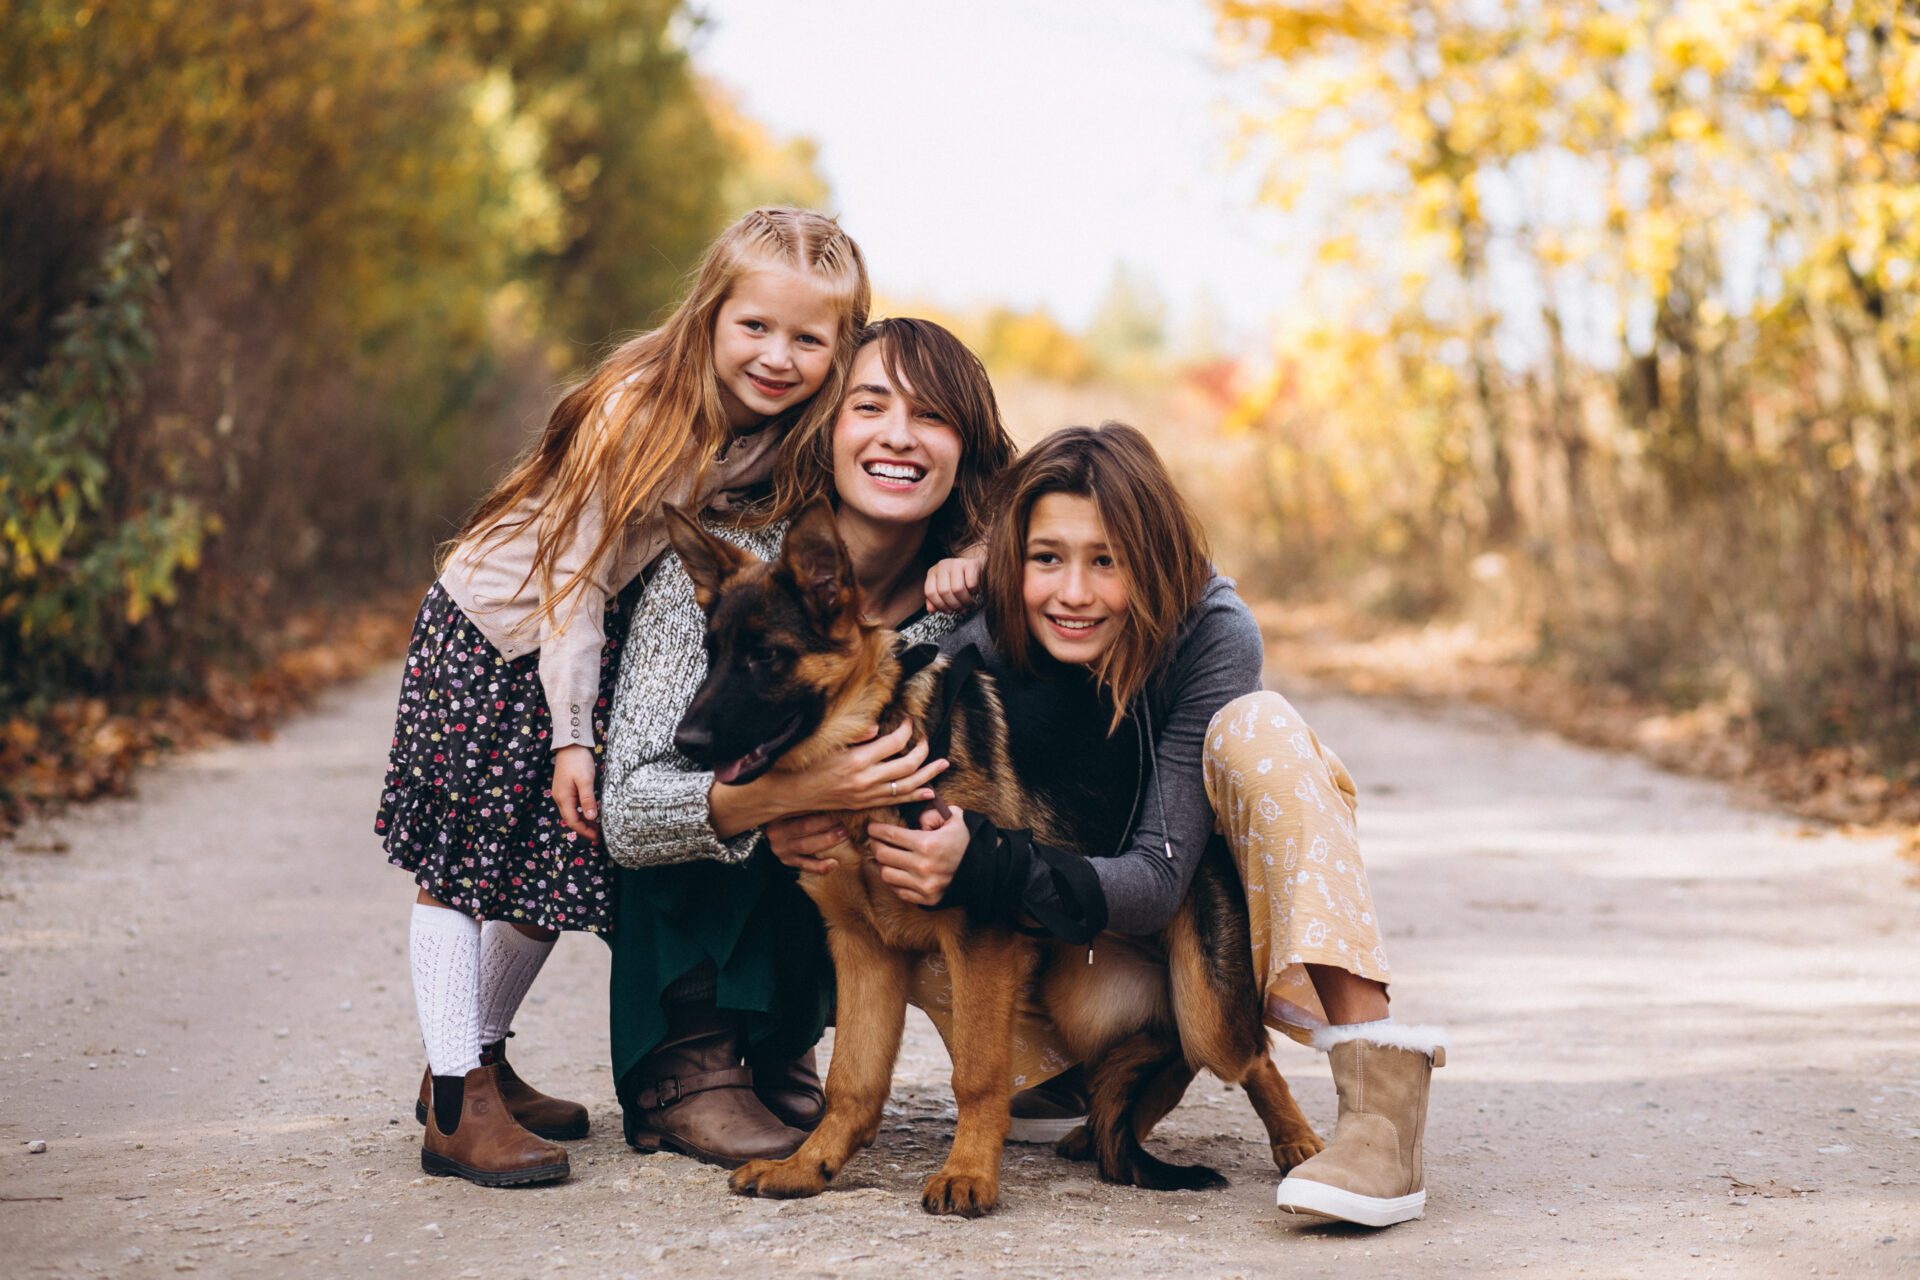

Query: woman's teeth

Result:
[1050,617,1100,631]
[864,462,925,483]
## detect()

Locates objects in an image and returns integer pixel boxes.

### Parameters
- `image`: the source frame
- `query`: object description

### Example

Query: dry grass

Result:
[1255,597,1920,858]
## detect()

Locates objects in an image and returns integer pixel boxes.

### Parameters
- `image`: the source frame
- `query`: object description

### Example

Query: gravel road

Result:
[3,666,1916,1278]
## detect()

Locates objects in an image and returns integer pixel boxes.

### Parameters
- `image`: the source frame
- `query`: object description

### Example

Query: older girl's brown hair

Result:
[982,422,1210,732]
[454,207,869,632]
[777,317,1015,558]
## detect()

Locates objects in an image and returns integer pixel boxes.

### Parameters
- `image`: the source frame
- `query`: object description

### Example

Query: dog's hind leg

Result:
[920,931,1025,1217]
[1081,1031,1229,1191]
[730,921,909,1201]
[1165,843,1322,1173]
[1166,849,1268,1074]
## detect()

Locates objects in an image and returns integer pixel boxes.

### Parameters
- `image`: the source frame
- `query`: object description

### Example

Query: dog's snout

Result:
[673,722,713,758]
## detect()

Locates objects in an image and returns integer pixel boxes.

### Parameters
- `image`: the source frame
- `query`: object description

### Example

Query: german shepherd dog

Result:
[665,502,1323,1217]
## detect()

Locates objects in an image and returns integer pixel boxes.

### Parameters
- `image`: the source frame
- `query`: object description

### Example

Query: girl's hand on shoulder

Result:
[869,804,969,907]
[787,721,947,813]
[551,744,600,842]
[765,813,847,875]
[924,549,985,614]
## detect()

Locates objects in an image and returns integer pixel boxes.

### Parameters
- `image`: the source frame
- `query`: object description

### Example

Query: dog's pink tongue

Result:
[712,757,750,785]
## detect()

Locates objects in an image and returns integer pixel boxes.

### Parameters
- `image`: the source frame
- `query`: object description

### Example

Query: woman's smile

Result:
[861,458,929,490]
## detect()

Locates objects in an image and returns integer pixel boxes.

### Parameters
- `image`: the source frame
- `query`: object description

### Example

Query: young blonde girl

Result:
[375,208,869,1187]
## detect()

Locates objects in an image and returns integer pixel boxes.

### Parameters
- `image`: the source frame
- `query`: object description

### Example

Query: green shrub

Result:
[0,221,213,709]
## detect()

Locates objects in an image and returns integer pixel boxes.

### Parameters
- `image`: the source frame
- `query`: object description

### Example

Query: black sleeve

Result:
[938,812,1110,944]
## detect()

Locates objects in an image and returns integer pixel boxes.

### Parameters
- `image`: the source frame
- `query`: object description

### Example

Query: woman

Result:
[770,423,1445,1228]
[595,318,1017,1166]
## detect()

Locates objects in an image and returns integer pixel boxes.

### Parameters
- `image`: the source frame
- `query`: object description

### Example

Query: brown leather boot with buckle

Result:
[622,998,805,1169]
[415,1036,588,1141]
[749,1046,824,1131]
[420,1063,570,1187]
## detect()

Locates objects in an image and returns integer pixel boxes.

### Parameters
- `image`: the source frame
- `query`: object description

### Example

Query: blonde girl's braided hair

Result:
[453,208,870,633]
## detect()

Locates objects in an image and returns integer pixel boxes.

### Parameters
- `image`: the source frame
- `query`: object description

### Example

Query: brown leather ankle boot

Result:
[750,1046,824,1131]
[414,1037,590,1140]
[485,1038,590,1139]
[420,1063,570,1187]
[623,998,806,1169]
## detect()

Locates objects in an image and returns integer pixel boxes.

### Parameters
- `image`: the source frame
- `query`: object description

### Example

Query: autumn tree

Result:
[0,0,828,709]
[1214,0,1920,750]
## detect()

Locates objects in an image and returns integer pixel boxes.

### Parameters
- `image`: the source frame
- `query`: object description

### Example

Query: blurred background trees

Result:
[4,0,1914,781]
[1211,0,1920,756]
[0,0,823,712]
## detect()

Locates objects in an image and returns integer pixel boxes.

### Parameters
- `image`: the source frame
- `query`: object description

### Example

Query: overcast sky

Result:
[692,1,1311,348]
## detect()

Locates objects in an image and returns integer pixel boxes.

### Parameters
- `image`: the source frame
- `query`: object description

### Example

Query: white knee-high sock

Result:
[410,904,482,1076]
[478,920,555,1047]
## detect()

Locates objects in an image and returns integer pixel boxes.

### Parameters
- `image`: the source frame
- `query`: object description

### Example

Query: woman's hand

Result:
[551,744,600,841]
[786,721,948,813]
[869,804,970,906]
[924,549,986,613]
[765,813,848,875]
[709,721,947,838]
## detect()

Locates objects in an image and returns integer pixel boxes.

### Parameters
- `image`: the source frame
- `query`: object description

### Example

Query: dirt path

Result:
[3,666,1916,1278]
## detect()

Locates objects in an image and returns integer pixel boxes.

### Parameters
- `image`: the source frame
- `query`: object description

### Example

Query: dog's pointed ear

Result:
[779,500,854,625]
[665,504,749,613]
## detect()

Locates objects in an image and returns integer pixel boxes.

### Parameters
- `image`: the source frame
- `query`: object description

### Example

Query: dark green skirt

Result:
[602,848,832,1138]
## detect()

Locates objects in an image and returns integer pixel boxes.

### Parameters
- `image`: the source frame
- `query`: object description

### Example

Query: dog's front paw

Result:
[921,1169,999,1217]
[1272,1130,1325,1175]
[730,1155,831,1199]
[1054,1124,1094,1162]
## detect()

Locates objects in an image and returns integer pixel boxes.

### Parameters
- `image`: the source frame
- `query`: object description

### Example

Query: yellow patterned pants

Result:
[905,689,1391,1080]
[1205,689,1391,1043]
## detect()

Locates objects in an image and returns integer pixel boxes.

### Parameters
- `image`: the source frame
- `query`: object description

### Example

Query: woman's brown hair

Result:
[452,207,869,633]
[776,317,1015,559]
[982,422,1210,732]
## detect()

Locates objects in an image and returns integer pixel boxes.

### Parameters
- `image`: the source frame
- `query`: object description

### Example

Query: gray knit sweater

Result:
[598,516,958,870]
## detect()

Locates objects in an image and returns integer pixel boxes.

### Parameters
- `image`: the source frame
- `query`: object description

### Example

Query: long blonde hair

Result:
[456,207,870,631]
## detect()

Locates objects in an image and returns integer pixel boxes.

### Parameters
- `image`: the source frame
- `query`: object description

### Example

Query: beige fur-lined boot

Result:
[1275,1024,1445,1228]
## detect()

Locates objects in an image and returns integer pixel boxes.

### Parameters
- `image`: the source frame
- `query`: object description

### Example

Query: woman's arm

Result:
[599,548,762,869]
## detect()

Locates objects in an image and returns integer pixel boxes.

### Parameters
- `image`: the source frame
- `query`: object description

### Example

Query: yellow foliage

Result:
[1,0,827,708]
[1210,0,1920,753]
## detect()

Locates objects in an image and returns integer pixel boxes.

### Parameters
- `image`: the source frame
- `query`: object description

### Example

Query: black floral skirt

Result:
[374,580,641,933]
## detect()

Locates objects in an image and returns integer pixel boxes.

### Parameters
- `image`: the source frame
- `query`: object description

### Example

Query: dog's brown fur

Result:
[665,503,1321,1216]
